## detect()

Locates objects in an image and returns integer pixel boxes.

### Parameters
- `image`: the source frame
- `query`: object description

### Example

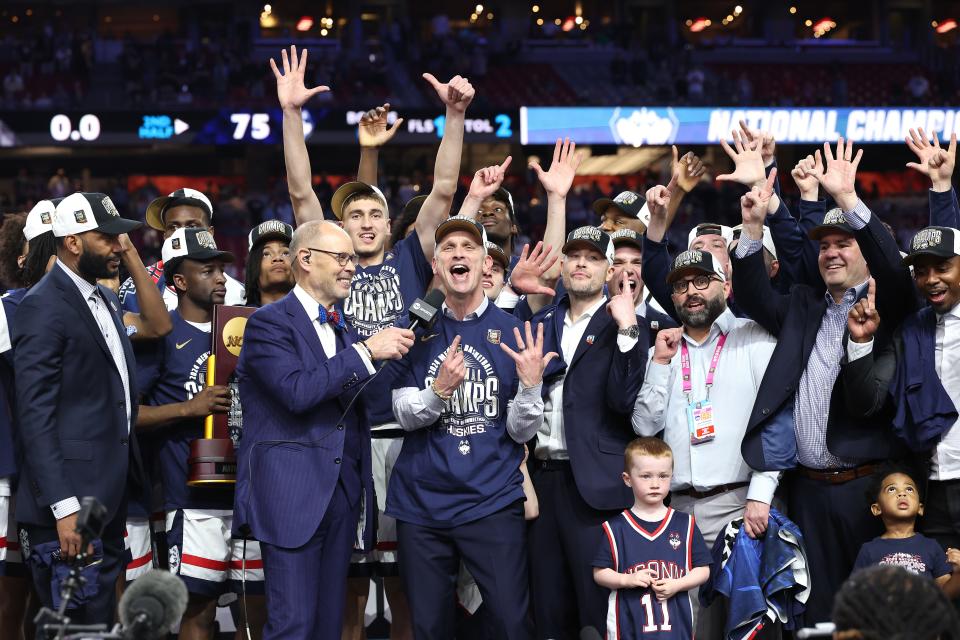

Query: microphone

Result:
[407,289,445,332]
[119,569,189,639]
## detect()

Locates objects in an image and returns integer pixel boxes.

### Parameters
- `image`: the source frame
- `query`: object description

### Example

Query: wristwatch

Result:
[618,324,641,340]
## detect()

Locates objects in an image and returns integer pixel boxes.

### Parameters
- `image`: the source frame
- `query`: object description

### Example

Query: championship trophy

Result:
[187,305,253,486]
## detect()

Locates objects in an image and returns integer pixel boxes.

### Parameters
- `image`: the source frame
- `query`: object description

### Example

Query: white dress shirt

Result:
[632,308,780,503]
[52,260,134,519]
[392,296,544,443]
[292,285,375,373]
[536,295,639,460]
[848,303,960,479]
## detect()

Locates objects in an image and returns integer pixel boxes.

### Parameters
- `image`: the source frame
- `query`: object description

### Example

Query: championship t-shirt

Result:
[347,232,432,426]
[386,302,528,527]
[594,508,711,639]
[136,311,233,511]
[853,534,951,579]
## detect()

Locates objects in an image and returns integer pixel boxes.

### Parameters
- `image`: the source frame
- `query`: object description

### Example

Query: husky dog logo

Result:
[458,439,471,456]
[669,532,682,550]
[169,545,181,573]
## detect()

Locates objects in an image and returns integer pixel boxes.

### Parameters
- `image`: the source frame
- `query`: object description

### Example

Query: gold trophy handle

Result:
[203,353,216,439]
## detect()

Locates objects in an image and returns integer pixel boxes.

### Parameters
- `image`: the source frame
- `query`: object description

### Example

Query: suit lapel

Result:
[569,307,613,370]
[99,284,137,408]
[284,294,327,364]
[52,267,116,367]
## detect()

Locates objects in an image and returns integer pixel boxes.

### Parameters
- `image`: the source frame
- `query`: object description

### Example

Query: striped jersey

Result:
[594,508,710,639]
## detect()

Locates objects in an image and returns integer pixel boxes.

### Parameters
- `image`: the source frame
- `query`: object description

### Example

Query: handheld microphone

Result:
[407,289,445,332]
[119,569,189,639]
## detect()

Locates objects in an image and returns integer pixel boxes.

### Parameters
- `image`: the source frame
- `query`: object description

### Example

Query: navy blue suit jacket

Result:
[733,212,919,471]
[530,296,648,511]
[12,264,140,527]
[233,292,375,550]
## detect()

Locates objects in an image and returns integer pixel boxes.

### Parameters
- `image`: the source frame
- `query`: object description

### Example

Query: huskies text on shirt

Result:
[594,508,711,639]
[387,302,528,527]
[136,311,232,511]
[348,233,433,426]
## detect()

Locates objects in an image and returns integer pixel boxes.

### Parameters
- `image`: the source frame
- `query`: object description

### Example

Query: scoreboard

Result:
[0,109,518,147]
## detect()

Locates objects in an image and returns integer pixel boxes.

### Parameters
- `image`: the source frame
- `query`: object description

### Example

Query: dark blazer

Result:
[733,211,920,471]
[12,264,140,527]
[529,295,648,511]
[233,292,375,550]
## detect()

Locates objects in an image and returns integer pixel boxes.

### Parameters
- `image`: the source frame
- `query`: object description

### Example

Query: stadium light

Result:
[789,6,797,14]
[734,6,742,15]
[936,19,957,33]
[532,5,539,13]
[296,16,314,31]
[689,17,711,32]
[476,4,483,13]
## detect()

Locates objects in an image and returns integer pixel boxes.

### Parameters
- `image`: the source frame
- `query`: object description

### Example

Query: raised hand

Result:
[847,277,879,343]
[738,119,776,167]
[673,146,705,193]
[905,127,957,190]
[716,130,766,187]
[508,242,558,297]
[645,174,678,222]
[270,45,329,110]
[358,103,403,148]
[500,322,558,389]
[791,152,823,200]
[434,336,466,397]
[652,328,682,365]
[740,168,778,229]
[818,137,863,211]
[467,156,513,201]
[422,73,475,113]
[606,272,638,329]
[529,137,583,198]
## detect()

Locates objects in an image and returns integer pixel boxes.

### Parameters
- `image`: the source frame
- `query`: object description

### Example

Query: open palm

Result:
[270,45,329,110]
[818,138,862,201]
[530,138,582,197]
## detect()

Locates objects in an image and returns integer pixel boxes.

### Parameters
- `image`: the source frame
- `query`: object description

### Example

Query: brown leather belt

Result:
[796,462,880,484]
[673,482,749,500]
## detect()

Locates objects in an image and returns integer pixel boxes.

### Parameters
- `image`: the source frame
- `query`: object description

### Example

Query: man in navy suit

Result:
[233,220,414,640]
[12,191,142,625]
[731,140,919,624]
[520,226,648,638]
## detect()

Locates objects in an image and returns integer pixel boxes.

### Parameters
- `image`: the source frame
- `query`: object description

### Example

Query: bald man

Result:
[233,221,415,640]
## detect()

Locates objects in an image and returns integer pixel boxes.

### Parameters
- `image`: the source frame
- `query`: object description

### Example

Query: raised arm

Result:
[906,128,960,227]
[529,137,584,283]
[664,147,706,227]
[841,278,897,417]
[357,103,403,186]
[414,73,475,260]
[456,156,512,220]
[271,45,330,225]
[641,177,682,322]
[118,234,173,340]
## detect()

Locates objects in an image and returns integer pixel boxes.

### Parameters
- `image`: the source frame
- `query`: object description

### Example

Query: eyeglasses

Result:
[671,274,718,295]
[305,247,360,267]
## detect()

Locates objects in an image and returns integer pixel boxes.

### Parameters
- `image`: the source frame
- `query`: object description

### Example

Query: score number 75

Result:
[230,113,271,140]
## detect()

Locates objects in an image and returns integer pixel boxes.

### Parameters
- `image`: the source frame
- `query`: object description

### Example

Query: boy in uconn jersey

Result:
[594,439,710,639]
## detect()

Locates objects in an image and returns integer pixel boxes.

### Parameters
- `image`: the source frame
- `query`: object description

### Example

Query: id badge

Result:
[686,400,716,445]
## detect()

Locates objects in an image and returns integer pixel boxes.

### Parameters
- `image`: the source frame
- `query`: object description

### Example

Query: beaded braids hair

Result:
[832,565,959,640]
[0,213,27,289]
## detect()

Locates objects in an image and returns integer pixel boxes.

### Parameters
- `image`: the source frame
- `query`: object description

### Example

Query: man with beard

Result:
[632,242,778,638]
[842,226,960,572]
[11,192,142,625]
[514,226,647,638]
[608,229,677,342]
[132,228,258,640]
[732,140,919,626]
[120,187,246,312]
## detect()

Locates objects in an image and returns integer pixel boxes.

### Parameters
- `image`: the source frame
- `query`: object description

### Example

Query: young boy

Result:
[853,464,960,598]
[593,438,711,639]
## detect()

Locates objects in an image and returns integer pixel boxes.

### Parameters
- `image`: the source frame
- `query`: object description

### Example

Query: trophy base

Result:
[188,438,237,486]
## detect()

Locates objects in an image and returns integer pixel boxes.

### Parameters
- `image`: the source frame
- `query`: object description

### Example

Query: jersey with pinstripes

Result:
[593,508,710,639]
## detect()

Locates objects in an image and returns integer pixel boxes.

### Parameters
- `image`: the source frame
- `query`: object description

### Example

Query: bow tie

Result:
[318,305,346,331]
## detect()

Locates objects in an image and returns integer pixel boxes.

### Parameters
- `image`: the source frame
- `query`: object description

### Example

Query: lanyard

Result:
[680,333,727,402]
